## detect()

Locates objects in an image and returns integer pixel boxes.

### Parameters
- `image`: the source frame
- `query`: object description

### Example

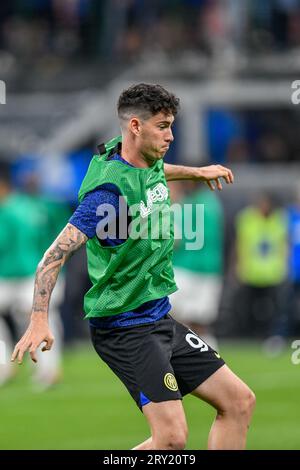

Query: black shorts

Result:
[90,313,225,411]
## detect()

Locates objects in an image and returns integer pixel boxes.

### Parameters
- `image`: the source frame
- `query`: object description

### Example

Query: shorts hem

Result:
[181,361,226,397]
[139,396,183,412]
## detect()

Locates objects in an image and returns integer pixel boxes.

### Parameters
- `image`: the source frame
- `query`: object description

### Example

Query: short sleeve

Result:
[69,184,121,239]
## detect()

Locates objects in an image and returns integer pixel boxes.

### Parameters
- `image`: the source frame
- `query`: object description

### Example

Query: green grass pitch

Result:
[0,341,299,449]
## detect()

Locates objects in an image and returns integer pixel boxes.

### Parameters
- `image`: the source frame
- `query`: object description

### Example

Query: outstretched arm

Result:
[164,163,234,190]
[11,223,88,364]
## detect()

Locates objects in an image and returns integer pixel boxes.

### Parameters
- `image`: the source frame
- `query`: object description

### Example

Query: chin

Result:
[147,151,165,163]
[157,150,167,159]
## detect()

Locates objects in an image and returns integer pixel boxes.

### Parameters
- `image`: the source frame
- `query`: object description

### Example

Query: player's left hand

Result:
[198,165,234,191]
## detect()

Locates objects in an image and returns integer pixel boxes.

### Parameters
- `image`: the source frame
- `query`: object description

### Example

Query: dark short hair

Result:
[117,83,180,122]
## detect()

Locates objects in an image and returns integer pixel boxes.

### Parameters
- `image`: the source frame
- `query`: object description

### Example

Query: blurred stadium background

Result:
[1,0,300,450]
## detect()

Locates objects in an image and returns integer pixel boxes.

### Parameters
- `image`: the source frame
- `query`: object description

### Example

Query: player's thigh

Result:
[191,364,255,414]
[142,399,188,439]
[91,317,182,409]
[170,317,225,395]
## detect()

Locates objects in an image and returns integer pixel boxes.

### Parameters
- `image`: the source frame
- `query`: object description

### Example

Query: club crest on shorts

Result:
[164,373,178,391]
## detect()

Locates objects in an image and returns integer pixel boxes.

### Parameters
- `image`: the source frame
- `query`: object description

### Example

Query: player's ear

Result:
[130,117,141,136]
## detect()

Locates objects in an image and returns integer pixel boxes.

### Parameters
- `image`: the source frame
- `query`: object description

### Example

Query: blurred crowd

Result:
[207,108,300,164]
[1,0,300,67]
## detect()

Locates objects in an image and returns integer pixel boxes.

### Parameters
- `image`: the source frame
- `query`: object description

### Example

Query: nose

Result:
[166,128,174,143]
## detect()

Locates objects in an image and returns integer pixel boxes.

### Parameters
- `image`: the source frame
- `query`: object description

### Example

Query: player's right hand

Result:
[11,319,54,364]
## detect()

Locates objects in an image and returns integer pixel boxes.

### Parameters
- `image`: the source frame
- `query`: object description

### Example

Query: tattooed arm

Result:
[11,223,88,364]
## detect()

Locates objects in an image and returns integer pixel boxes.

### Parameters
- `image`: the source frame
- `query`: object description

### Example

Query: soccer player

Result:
[11,83,255,450]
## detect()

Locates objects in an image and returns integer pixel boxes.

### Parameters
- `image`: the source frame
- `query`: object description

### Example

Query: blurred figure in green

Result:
[233,192,289,352]
[0,163,69,388]
[170,181,224,350]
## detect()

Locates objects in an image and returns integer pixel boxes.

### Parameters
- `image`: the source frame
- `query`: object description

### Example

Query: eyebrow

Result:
[157,120,173,125]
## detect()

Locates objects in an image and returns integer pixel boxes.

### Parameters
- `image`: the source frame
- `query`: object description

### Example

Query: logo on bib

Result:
[164,373,178,391]
[140,183,168,218]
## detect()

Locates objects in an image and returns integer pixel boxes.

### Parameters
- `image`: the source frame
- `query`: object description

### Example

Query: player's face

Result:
[139,112,174,161]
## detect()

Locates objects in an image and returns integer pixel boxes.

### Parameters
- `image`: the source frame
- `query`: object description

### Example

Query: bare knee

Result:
[241,388,256,419]
[215,384,256,424]
[225,387,256,423]
[143,400,188,450]
[154,423,188,450]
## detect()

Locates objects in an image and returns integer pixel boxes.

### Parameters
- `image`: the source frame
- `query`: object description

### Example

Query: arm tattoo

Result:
[32,223,88,315]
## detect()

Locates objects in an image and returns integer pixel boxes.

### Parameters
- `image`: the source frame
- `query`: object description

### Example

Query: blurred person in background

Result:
[170,180,224,350]
[286,184,300,336]
[0,162,67,389]
[232,192,289,353]
[12,158,87,346]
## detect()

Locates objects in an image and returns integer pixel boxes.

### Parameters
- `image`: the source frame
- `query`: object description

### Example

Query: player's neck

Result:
[121,138,154,169]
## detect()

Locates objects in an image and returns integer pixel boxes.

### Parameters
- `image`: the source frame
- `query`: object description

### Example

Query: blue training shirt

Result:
[69,153,171,328]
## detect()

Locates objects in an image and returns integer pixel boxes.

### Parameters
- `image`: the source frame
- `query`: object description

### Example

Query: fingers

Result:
[41,336,54,352]
[29,345,38,363]
[215,178,222,190]
[206,178,222,191]
[11,330,31,363]
[205,181,215,191]
[11,340,32,365]
[218,165,234,184]
[11,336,54,363]
[203,165,234,188]
[11,345,20,363]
